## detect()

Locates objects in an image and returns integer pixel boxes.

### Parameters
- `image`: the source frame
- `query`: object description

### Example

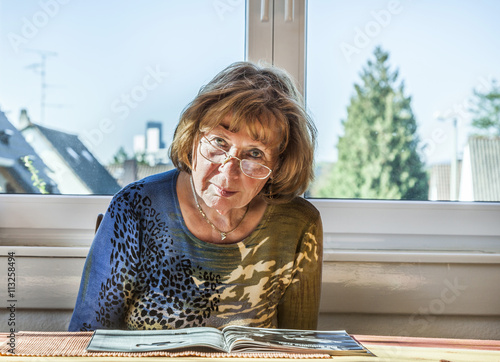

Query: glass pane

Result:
[306,0,500,201]
[0,0,245,194]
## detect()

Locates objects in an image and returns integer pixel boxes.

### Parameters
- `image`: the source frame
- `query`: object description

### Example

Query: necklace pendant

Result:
[221,232,227,240]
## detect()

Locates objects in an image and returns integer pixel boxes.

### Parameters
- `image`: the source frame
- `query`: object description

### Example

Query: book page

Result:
[86,328,226,352]
[222,326,372,355]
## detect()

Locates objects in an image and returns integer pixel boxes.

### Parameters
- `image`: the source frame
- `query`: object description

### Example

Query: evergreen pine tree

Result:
[319,47,428,200]
[469,79,500,136]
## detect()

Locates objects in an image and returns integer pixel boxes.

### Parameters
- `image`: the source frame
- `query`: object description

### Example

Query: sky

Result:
[307,0,500,164]
[0,0,245,163]
[1,0,499,166]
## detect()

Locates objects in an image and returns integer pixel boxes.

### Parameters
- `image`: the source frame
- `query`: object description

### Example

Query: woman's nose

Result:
[219,155,241,175]
[222,154,234,166]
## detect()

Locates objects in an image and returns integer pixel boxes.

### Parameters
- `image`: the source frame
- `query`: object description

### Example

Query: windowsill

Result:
[324,250,500,264]
[1,194,499,252]
[2,245,499,264]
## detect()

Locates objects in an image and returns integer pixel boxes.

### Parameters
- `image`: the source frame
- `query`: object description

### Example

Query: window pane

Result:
[306,0,500,201]
[0,0,245,194]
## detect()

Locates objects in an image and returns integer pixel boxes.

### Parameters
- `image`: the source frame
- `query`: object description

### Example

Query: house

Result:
[0,109,58,194]
[428,162,462,201]
[18,110,120,195]
[459,136,500,201]
[106,159,174,187]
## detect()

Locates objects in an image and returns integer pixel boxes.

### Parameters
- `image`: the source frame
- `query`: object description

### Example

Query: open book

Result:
[86,326,373,356]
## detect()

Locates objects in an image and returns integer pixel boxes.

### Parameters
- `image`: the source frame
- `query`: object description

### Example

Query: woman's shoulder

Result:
[110,169,179,206]
[117,169,178,194]
[272,196,320,222]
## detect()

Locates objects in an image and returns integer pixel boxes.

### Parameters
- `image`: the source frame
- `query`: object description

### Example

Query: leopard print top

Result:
[68,170,322,331]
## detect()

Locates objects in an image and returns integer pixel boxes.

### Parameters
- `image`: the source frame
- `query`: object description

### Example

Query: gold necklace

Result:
[189,176,248,241]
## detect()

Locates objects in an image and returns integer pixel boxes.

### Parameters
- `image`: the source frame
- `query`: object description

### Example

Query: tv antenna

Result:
[24,48,58,124]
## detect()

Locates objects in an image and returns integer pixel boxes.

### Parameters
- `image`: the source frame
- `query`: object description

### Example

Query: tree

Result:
[111,146,129,165]
[22,155,49,194]
[110,147,149,166]
[319,47,428,200]
[469,79,500,136]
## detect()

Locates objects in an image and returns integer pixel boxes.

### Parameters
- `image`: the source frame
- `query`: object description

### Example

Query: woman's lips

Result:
[213,184,237,197]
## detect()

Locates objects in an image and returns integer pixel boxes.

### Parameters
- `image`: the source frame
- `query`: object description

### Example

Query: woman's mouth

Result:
[214,185,237,197]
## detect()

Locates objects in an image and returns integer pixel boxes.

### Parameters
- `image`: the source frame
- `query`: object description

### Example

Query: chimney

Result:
[18,109,33,130]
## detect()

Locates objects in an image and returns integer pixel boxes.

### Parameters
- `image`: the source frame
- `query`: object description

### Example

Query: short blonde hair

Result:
[170,61,316,204]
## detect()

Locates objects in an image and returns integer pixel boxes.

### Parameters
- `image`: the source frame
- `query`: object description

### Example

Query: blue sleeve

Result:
[68,189,141,331]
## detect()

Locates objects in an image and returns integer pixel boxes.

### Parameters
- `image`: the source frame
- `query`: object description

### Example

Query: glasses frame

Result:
[199,136,273,179]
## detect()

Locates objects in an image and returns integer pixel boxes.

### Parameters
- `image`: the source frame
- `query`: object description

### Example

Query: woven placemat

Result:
[0,331,331,358]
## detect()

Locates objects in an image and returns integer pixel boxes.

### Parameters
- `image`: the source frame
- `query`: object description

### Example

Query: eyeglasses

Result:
[199,136,273,179]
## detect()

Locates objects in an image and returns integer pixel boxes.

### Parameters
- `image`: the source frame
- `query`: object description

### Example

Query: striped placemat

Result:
[0,331,331,358]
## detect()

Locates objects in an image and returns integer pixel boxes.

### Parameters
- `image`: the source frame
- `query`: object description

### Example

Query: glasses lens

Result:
[200,140,226,163]
[241,160,271,179]
[200,138,272,179]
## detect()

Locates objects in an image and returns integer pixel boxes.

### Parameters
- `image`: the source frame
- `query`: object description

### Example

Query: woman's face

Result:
[191,122,278,215]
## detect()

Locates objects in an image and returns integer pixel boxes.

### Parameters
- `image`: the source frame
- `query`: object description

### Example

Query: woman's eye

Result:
[212,137,229,149]
[248,149,264,159]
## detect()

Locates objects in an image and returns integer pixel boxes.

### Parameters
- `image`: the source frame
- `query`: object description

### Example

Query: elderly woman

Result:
[68,62,323,332]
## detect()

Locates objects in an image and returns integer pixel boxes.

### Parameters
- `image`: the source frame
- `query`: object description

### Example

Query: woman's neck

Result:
[177,171,268,244]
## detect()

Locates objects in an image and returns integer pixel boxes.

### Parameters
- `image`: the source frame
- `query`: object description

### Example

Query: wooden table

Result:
[1,332,500,361]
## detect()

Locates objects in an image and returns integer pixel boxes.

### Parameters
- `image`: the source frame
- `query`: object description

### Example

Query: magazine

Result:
[86,326,374,356]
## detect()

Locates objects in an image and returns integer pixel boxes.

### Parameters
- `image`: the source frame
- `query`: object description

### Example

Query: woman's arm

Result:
[68,192,141,331]
[277,214,323,330]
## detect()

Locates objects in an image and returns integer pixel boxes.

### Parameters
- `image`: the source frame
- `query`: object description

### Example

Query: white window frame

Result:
[1,0,499,262]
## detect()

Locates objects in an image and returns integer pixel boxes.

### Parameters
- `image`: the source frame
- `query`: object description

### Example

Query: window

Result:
[306,0,500,202]
[3,1,499,202]
[0,0,245,194]
[0,1,499,254]
[1,2,499,337]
